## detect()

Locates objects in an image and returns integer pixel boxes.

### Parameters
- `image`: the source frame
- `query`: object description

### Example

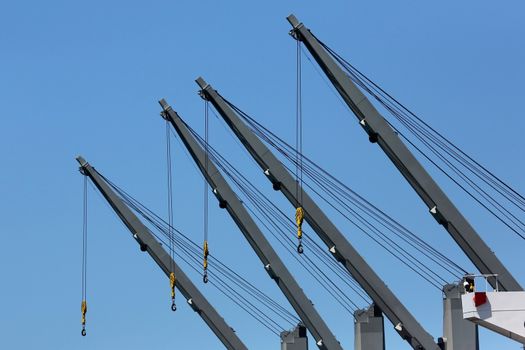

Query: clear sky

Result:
[1,1,524,349]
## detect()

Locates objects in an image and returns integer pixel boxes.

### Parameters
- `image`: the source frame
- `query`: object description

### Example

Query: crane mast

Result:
[159,99,343,350]
[195,77,440,350]
[76,156,248,350]
[286,14,521,293]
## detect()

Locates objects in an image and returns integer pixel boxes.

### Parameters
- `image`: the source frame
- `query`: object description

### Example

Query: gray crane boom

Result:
[76,156,248,350]
[195,78,440,350]
[286,14,521,292]
[159,99,343,350]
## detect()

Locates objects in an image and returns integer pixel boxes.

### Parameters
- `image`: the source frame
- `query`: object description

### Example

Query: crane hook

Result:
[81,328,86,337]
[297,242,304,254]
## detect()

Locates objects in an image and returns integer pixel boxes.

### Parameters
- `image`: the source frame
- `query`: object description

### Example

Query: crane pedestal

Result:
[442,283,479,350]
[354,304,384,350]
[281,324,308,350]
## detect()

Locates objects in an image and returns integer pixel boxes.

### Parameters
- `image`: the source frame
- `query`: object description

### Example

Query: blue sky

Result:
[1,1,524,349]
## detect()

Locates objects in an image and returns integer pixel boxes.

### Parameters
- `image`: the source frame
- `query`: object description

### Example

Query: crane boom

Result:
[159,99,344,350]
[76,156,248,350]
[286,14,522,292]
[195,78,440,350]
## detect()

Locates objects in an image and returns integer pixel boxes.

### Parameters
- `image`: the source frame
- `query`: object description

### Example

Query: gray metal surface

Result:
[159,100,344,350]
[286,14,521,293]
[281,325,308,350]
[354,304,385,350]
[442,284,478,350]
[76,156,248,350]
[195,78,440,350]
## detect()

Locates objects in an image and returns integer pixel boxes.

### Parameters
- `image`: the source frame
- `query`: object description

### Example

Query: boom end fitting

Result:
[195,77,210,90]
[286,14,301,28]
[76,155,88,167]
[158,98,173,119]
[158,98,172,111]
[76,156,88,176]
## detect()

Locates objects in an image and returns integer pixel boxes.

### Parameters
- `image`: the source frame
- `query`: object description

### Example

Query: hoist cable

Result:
[183,124,372,309]
[316,37,525,240]
[391,119,525,238]
[342,61,525,233]
[281,147,464,280]
[173,247,284,335]
[300,45,353,115]
[296,39,303,201]
[220,161,361,311]
[203,100,210,283]
[347,69,525,238]
[304,163,465,279]
[183,123,366,309]
[100,172,300,324]
[294,154,449,287]
[174,248,286,334]
[389,104,525,229]
[237,171,369,305]
[198,105,457,288]
[219,99,467,280]
[96,172,301,329]
[80,175,88,336]
[393,109,525,215]
[291,148,466,275]
[322,39,525,220]
[108,179,294,324]
[102,193,290,335]
[196,139,360,312]
[295,39,305,254]
[166,119,177,311]
[304,178,446,289]
[237,101,468,275]
[222,167,359,312]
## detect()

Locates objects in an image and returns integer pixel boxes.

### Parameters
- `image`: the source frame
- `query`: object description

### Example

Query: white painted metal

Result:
[462,291,525,344]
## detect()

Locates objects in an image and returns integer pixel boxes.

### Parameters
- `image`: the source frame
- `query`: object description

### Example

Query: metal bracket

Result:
[198,89,209,100]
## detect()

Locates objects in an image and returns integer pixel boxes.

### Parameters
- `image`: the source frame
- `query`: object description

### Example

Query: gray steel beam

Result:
[159,100,344,350]
[195,78,439,350]
[286,14,521,292]
[354,304,385,350]
[76,156,248,350]
[442,284,478,350]
[281,325,309,350]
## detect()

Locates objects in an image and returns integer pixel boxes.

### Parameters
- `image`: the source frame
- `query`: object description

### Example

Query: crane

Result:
[285,14,521,293]
[159,99,343,350]
[286,14,525,347]
[195,77,440,350]
[76,156,248,350]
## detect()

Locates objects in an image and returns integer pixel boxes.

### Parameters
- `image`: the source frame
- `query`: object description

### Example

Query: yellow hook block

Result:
[203,240,209,269]
[295,207,304,239]
[81,300,87,325]
[169,272,176,298]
